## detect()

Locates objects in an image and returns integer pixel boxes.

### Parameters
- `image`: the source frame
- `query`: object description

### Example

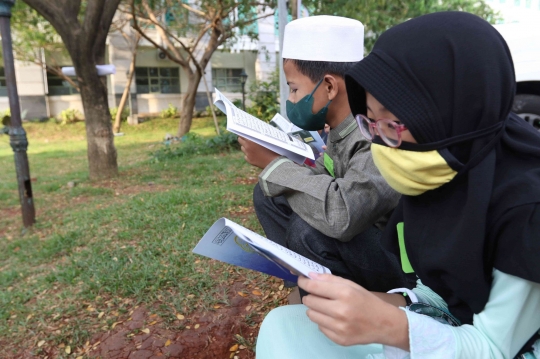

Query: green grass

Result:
[0,116,273,357]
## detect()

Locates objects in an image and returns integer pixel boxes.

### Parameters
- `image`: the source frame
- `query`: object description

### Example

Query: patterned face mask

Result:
[370,143,457,196]
[286,79,331,131]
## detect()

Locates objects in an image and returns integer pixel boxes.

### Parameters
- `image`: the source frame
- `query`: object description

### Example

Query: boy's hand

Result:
[298,273,410,351]
[238,137,280,169]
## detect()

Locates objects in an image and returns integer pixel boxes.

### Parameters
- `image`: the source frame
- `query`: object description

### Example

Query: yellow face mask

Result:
[371,143,458,196]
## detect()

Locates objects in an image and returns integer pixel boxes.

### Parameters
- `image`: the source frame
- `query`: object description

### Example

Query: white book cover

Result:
[213,89,315,164]
[193,218,331,282]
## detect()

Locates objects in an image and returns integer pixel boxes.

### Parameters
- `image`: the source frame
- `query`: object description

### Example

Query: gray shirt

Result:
[258,114,400,242]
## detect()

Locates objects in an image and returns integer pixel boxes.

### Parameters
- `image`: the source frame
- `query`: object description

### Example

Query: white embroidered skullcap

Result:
[282,15,364,62]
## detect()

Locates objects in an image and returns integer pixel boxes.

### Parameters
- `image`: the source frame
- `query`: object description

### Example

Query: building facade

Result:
[0,8,279,121]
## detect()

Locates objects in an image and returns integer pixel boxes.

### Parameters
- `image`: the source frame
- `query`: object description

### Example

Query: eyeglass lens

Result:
[357,115,401,147]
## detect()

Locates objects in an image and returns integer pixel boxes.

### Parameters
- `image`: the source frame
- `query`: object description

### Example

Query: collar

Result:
[329,114,356,143]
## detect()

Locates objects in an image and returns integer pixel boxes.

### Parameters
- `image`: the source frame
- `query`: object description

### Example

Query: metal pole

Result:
[0,0,36,228]
[278,0,288,119]
[241,82,246,111]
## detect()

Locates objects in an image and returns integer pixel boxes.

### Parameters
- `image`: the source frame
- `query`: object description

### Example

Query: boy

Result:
[238,16,408,292]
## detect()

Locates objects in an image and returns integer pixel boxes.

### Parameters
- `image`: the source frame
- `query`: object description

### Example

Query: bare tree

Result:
[127,0,275,137]
[11,1,79,91]
[23,0,120,179]
[109,17,142,134]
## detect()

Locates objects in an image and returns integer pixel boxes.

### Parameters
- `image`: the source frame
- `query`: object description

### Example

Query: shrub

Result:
[58,108,83,125]
[245,70,280,122]
[110,107,129,122]
[150,130,239,162]
[160,104,178,119]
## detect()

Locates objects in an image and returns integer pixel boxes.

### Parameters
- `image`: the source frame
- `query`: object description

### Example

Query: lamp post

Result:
[240,69,248,111]
[0,0,36,228]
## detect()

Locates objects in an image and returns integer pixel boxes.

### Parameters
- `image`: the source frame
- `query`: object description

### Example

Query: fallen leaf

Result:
[37,340,45,347]
[111,321,122,329]
[186,294,195,299]
[165,339,171,347]
[229,344,239,352]
[98,312,104,319]
[213,305,221,309]
[149,321,157,326]
[245,306,252,311]
[194,324,200,329]
[239,345,246,349]
[141,328,150,334]
[279,284,284,291]
[26,314,33,320]
[185,326,191,329]
[252,290,262,296]
[176,314,185,320]
[65,345,71,354]
[76,357,83,359]
[237,292,247,297]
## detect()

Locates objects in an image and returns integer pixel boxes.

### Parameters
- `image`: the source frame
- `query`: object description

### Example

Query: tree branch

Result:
[22,0,80,48]
[130,0,188,67]
[180,3,207,18]
[93,0,123,63]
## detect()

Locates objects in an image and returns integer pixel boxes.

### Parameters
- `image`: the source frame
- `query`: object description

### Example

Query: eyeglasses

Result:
[355,114,408,148]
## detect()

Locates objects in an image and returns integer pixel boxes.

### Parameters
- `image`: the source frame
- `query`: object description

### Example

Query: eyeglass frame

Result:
[355,114,408,148]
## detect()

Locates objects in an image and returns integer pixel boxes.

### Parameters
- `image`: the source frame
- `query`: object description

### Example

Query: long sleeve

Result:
[258,115,400,241]
[381,270,540,359]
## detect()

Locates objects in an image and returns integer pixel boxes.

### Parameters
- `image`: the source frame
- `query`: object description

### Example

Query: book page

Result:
[213,89,315,163]
[192,218,330,281]
[269,113,295,133]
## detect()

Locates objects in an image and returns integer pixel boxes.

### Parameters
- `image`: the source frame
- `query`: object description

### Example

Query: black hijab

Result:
[345,12,540,324]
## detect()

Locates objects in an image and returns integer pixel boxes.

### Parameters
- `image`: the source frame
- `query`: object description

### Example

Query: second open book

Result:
[192,218,331,282]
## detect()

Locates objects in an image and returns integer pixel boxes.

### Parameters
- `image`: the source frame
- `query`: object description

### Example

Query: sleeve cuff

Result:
[259,157,293,196]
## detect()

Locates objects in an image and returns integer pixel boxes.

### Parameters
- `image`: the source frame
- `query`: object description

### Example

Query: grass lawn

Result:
[0,117,289,358]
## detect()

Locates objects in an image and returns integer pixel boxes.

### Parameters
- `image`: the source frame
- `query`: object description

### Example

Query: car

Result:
[494,22,540,131]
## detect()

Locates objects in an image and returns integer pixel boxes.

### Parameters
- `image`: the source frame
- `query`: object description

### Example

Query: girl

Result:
[255,11,540,358]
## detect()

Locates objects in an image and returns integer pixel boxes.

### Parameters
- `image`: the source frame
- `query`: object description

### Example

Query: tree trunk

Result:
[78,66,118,180]
[177,69,202,137]
[22,0,120,180]
[113,51,136,134]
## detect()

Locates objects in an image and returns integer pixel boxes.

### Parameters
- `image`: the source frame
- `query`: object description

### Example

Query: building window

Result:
[525,0,531,7]
[0,68,7,96]
[135,67,180,94]
[47,73,79,96]
[212,68,244,93]
[514,0,520,5]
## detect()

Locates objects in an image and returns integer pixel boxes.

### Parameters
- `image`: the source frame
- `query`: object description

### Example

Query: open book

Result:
[213,89,322,164]
[268,113,326,159]
[192,218,331,282]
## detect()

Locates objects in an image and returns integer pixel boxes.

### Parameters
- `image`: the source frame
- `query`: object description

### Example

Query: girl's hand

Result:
[298,273,410,351]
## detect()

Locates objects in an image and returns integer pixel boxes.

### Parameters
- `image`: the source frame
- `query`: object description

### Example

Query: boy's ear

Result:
[323,75,339,101]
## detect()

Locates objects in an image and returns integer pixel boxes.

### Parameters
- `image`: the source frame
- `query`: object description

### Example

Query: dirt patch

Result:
[2,277,290,359]
[234,177,258,186]
[0,206,20,238]
[227,206,255,222]
[91,178,172,197]
[83,280,289,359]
